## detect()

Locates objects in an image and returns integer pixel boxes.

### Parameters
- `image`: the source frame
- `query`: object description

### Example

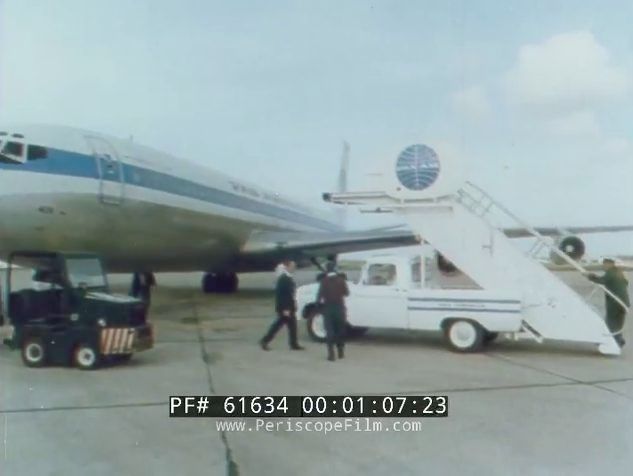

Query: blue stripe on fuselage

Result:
[0,147,340,232]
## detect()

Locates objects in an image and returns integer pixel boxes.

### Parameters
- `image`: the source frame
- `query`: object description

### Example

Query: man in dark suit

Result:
[317,261,350,361]
[130,272,156,306]
[260,260,304,351]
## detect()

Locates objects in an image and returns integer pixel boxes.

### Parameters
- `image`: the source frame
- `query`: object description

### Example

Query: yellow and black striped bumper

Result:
[100,325,153,355]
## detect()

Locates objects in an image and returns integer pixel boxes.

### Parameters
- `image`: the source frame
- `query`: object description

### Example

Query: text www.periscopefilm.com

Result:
[215,418,424,434]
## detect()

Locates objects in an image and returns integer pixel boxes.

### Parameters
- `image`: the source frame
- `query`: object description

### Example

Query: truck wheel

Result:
[301,303,319,319]
[307,313,327,343]
[346,324,368,339]
[445,320,484,352]
[22,338,47,367]
[74,343,101,370]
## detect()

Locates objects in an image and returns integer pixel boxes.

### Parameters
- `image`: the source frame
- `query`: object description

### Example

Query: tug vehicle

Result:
[3,251,153,369]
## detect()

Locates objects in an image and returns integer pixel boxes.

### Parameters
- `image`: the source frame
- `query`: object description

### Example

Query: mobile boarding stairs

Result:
[325,180,627,356]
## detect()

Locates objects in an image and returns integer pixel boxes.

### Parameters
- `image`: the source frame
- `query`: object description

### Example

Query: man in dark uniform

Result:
[260,260,304,351]
[587,258,629,347]
[317,261,350,361]
[0,278,5,327]
[130,272,156,306]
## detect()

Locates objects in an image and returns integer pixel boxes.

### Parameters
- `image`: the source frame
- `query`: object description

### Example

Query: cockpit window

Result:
[0,141,25,164]
[27,145,48,160]
[0,142,47,163]
[3,141,23,156]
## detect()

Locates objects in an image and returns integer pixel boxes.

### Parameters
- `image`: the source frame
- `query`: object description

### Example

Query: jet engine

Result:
[551,236,586,264]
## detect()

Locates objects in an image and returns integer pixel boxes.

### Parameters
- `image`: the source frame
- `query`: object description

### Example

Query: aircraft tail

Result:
[336,141,350,228]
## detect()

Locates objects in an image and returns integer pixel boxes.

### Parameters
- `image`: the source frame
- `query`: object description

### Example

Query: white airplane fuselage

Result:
[0,124,341,272]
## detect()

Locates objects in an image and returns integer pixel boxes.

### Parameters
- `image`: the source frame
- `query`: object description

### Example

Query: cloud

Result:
[601,137,633,159]
[545,111,601,138]
[542,112,632,161]
[451,85,491,121]
[504,31,631,116]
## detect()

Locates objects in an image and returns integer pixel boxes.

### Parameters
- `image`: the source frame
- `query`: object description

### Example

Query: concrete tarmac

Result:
[1,270,633,475]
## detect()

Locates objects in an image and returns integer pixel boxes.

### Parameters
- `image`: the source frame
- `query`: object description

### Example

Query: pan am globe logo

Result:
[395,144,440,191]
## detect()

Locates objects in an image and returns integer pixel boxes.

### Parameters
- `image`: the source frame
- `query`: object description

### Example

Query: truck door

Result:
[85,136,124,205]
[349,262,408,328]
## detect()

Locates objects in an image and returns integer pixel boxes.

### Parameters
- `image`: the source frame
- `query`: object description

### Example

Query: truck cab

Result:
[3,251,153,369]
[344,255,418,330]
[297,251,523,352]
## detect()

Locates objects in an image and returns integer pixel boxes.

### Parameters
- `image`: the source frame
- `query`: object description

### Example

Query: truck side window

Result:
[411,260,422,285]
[365,264,397,286]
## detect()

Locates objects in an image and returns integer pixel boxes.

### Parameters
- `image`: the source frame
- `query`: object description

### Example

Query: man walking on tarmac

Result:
[587,258,630,347]
[260,260,304,351]
[130,272,156,307]
[317,261,350,361]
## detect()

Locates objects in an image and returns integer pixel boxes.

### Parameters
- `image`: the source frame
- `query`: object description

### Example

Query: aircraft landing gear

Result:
[202,272,238,294]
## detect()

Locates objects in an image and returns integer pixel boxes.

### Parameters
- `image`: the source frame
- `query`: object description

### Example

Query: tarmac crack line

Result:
[353,375,633,397]
[0,401,166,414]
[193,305,239,476]
[2,414,7,461]
[386,379,633,395]
[591,383,633,401]
[486,353,633,402]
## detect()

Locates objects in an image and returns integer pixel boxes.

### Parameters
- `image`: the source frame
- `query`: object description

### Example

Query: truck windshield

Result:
[66,258,106,288]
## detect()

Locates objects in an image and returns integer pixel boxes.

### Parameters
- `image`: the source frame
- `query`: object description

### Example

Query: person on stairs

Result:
[587,258,630,348]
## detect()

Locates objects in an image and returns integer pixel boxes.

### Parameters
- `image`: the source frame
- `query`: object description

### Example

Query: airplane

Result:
[0,124,422,293]
[0,124,632,293]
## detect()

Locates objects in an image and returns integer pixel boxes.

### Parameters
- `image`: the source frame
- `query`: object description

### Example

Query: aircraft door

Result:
[86,136,124,205]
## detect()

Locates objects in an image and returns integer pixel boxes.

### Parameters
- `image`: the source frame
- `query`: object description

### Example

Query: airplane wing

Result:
[504,225,633,239]
[239,228,420,269]
[238,224,633,271]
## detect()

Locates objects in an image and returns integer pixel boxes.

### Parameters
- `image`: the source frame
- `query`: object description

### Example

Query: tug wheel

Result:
[74,343,101,370]
[22,337,47,367]
[445,319,484,352]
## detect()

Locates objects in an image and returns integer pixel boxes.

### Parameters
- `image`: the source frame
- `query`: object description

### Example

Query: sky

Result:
[2,0,633,255]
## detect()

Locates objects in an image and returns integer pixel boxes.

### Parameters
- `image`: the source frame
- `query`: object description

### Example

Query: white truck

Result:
[296,253,523,352]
